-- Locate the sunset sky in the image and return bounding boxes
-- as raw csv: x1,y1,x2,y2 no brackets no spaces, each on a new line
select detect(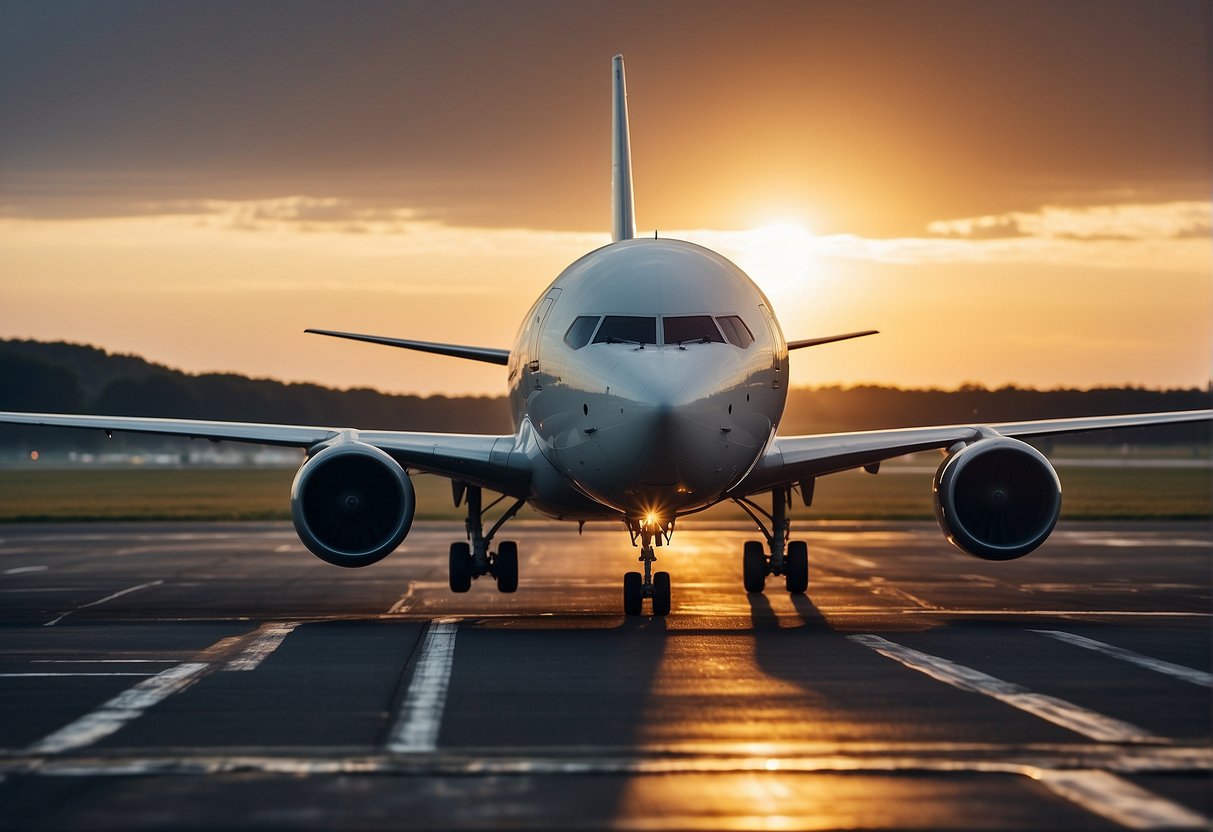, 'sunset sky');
1,0,1209,396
